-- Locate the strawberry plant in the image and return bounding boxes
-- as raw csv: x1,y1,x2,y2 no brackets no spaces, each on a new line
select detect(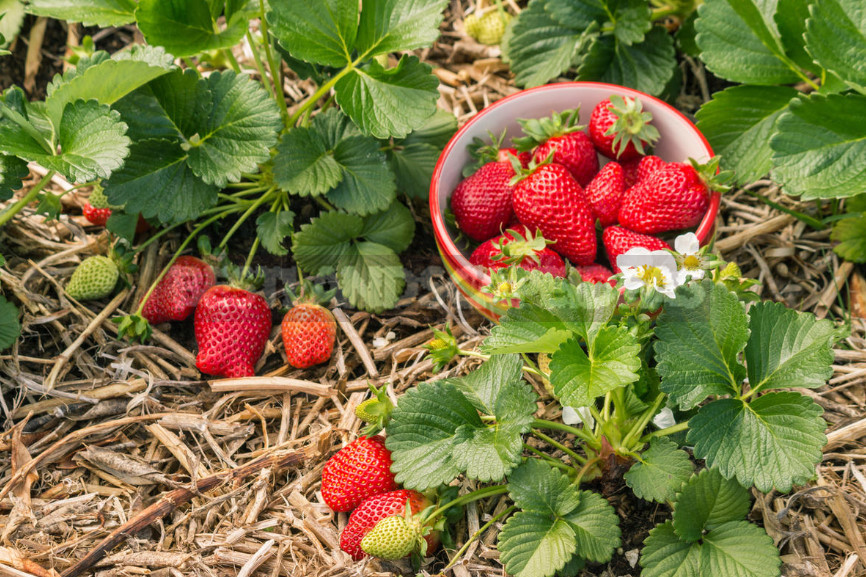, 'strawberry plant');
1,0,456,326
363,244,839,577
